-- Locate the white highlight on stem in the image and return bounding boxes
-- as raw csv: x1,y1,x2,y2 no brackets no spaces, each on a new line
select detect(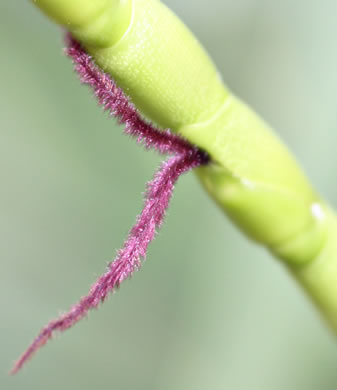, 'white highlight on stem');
311,202,325,221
